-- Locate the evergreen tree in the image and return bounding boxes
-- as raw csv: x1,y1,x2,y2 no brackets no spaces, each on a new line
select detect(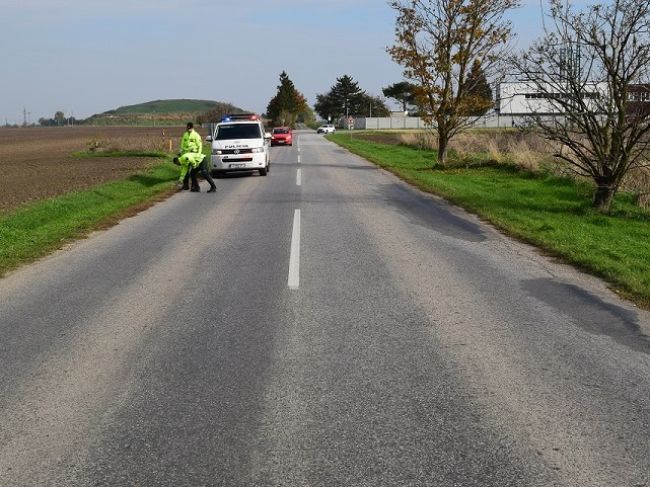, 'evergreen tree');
314,75,366,120
461,60,493,116
266,71,307,127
